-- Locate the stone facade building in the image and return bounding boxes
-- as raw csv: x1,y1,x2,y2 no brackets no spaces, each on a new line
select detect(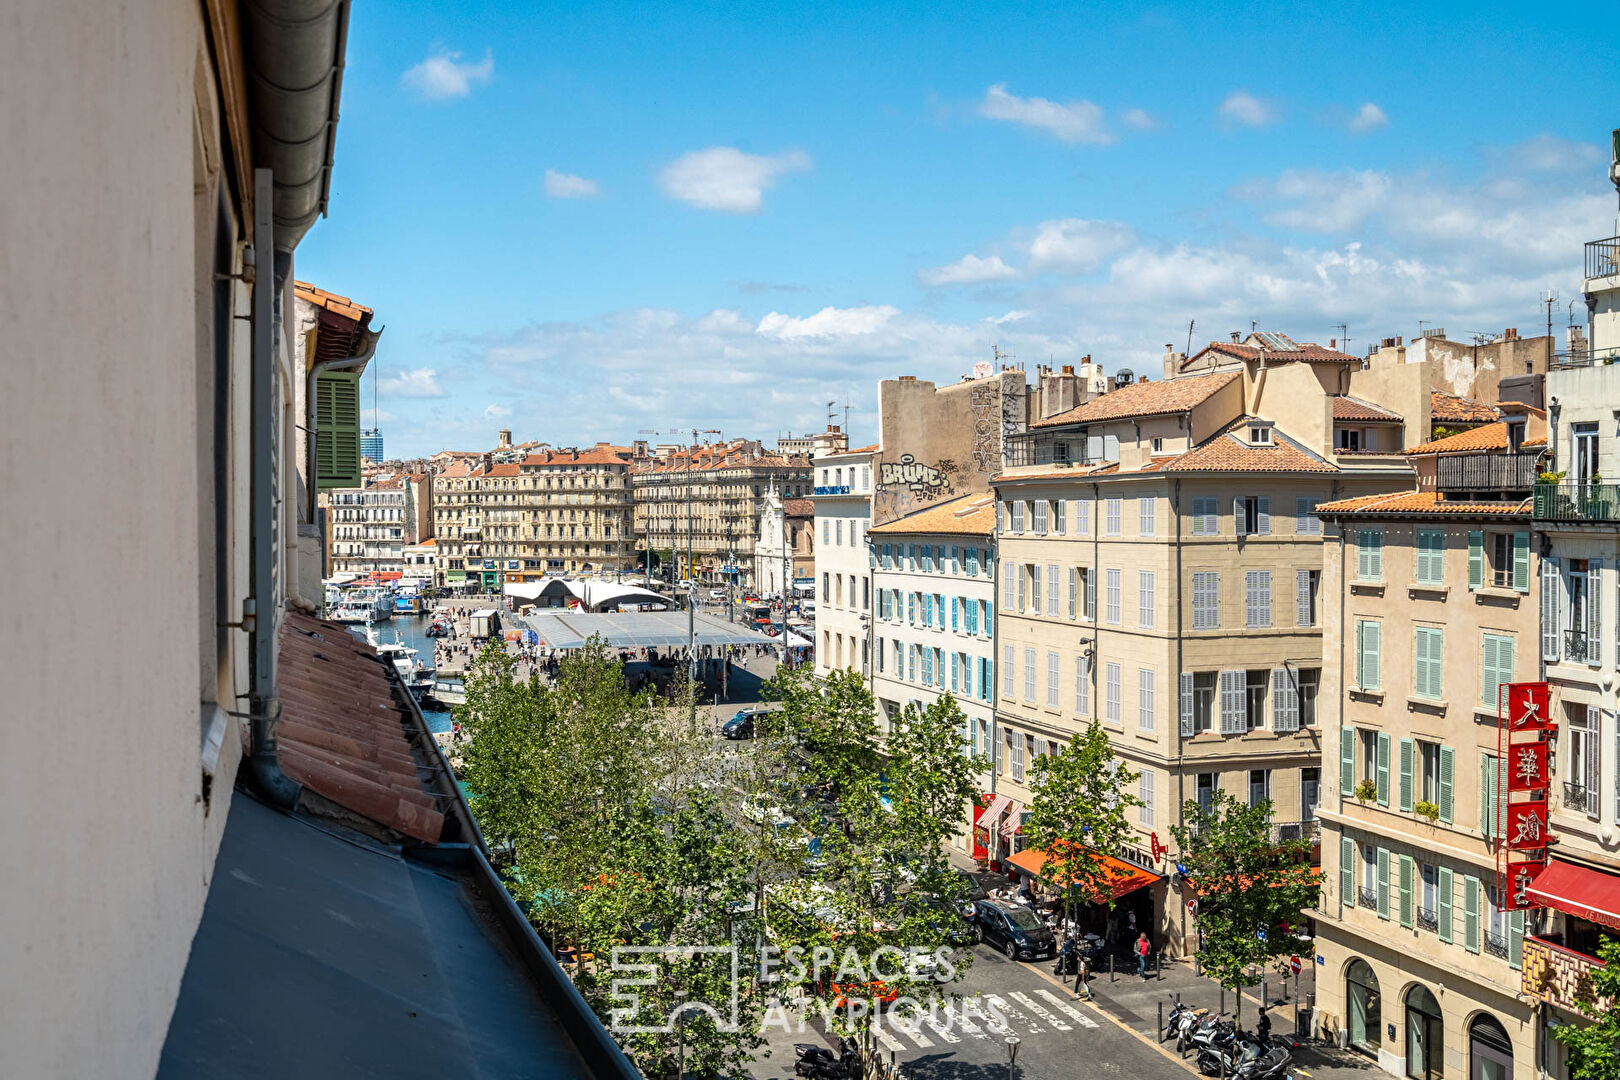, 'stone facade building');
476,445,636,583
812,445,878,674
753,487,814,597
